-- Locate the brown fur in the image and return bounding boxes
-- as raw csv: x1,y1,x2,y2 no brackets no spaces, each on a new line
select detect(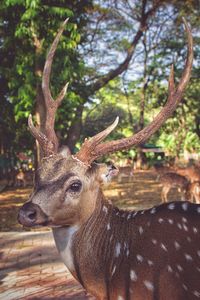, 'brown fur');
176,165,200,183
186,181,200,204
159,172,189,202
18,155,200,299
